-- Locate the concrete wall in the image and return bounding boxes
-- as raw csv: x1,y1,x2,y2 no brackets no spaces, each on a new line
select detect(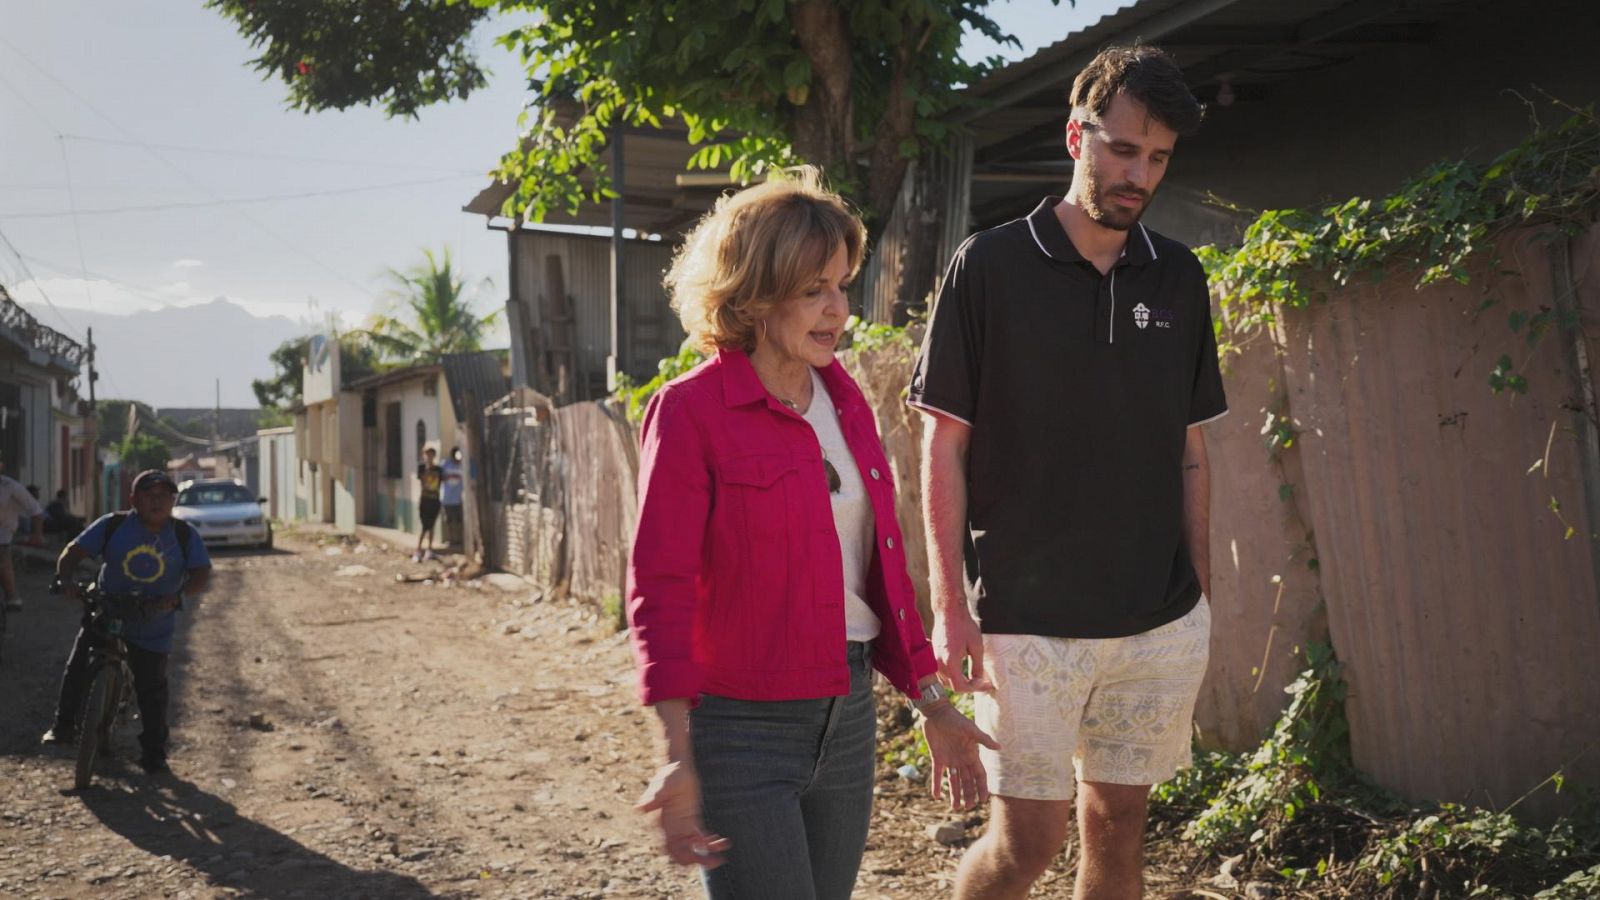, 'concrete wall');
301,334,341,405
1144,0,1600,248
258,428,297,522
367,374,451,538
